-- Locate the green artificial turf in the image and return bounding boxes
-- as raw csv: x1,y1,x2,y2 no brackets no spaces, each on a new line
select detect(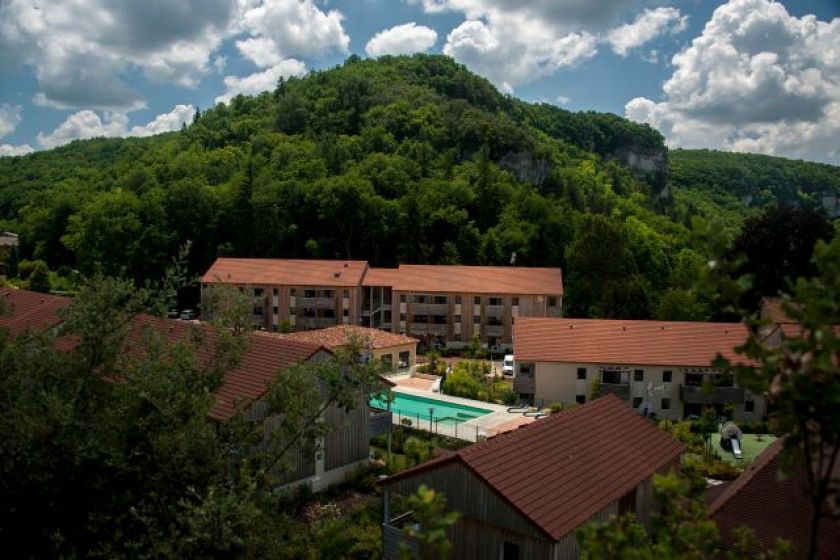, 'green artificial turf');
711,433,777,465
